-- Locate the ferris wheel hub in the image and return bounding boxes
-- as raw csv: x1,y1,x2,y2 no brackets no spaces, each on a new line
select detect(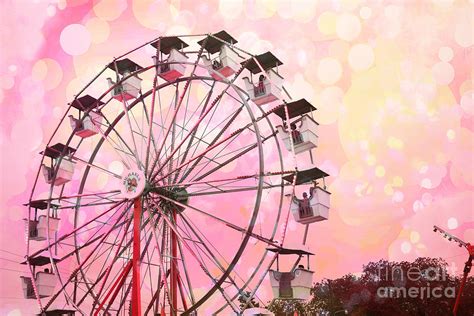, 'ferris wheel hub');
120,168,146,199
146,186,189,213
